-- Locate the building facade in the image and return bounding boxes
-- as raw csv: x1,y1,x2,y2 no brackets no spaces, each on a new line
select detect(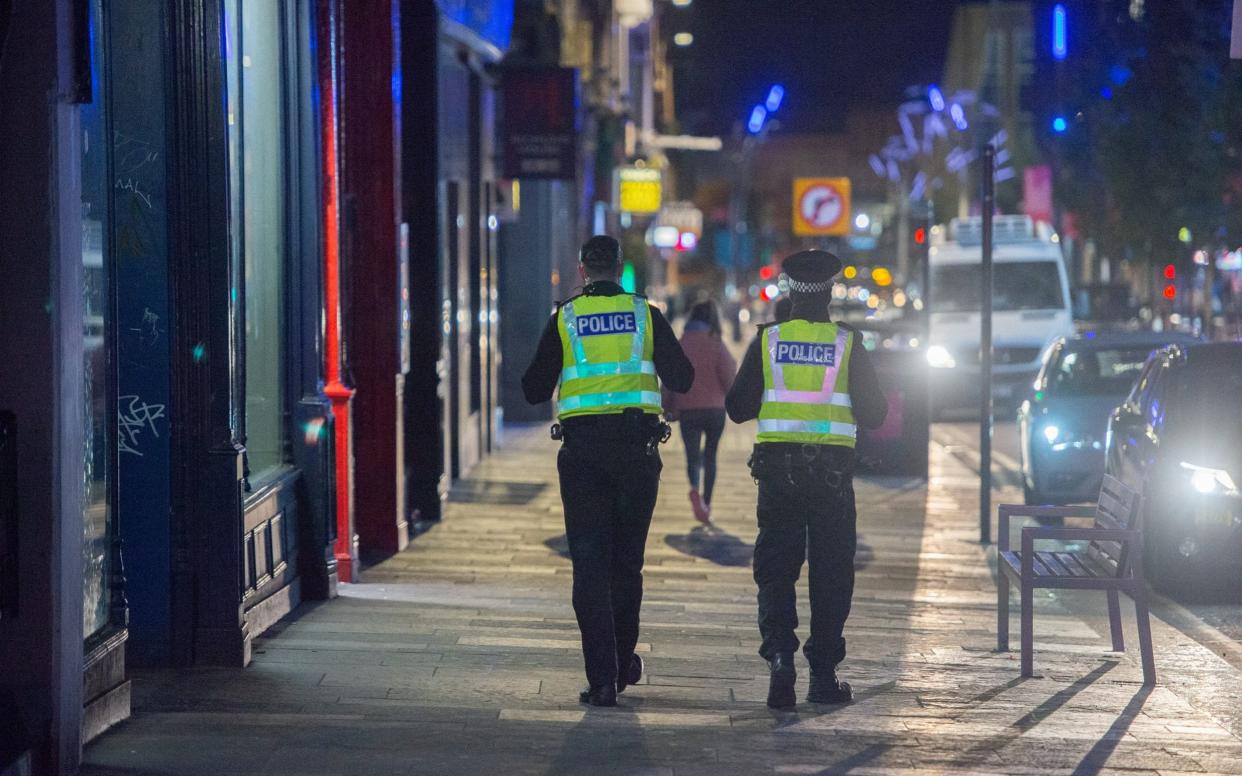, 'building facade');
2,0,343,769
